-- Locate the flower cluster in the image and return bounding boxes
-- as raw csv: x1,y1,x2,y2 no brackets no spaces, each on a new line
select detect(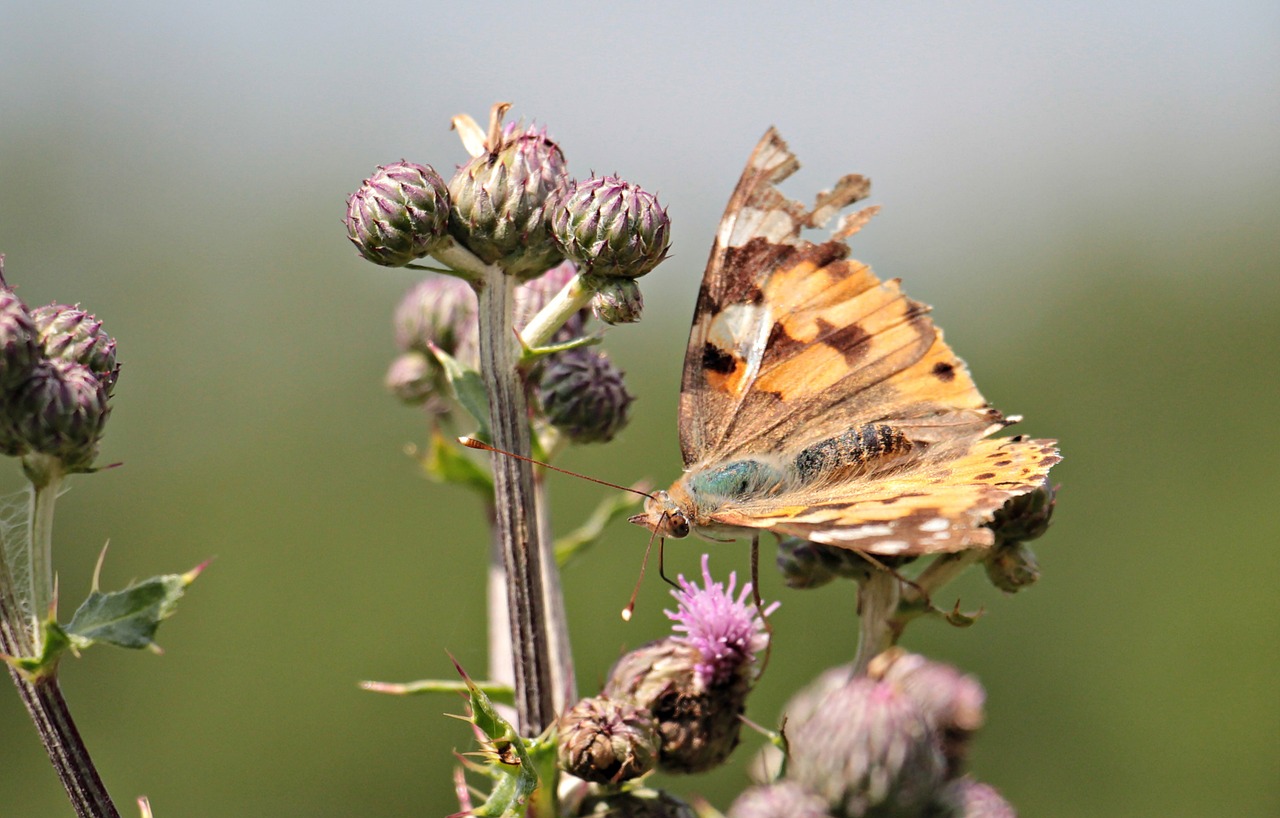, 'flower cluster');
559,555,776,790
0,259,118,474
